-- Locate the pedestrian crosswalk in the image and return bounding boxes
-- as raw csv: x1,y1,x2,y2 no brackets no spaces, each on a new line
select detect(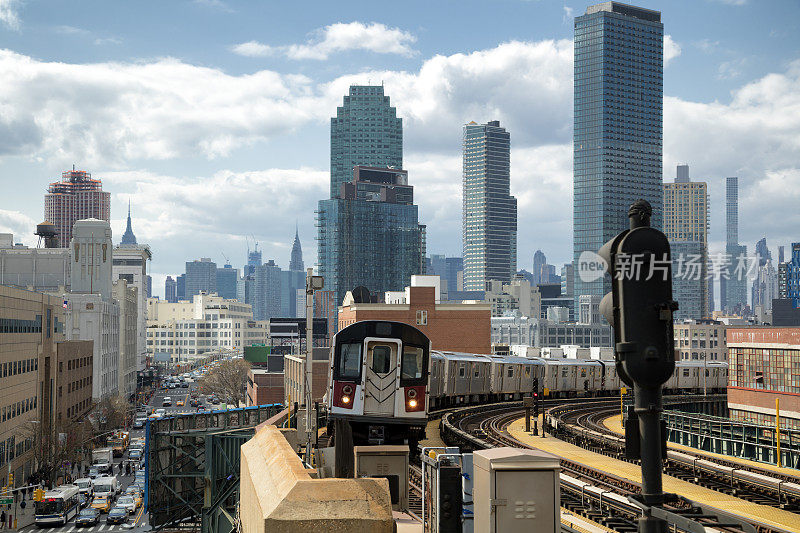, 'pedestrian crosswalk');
32,525,136,532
